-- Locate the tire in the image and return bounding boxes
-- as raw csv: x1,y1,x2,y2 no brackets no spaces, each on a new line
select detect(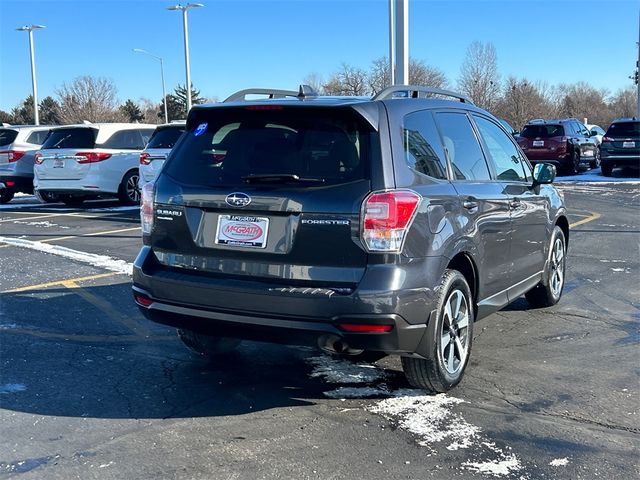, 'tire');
525,226,566,308
177,329,241,360
589,147,601,169
118,170,141,205
566,150,580,175
0,190,14,204
61,195,84,207
601,162,613,177
401,270,474,392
